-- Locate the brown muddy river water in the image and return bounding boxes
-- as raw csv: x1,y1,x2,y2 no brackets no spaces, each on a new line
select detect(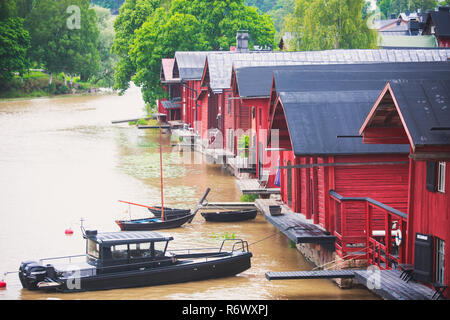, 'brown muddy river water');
0,86,377,300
